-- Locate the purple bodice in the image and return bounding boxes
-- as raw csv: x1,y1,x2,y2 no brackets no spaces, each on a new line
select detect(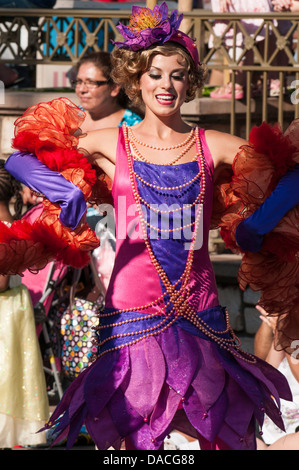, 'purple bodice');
105,126,219,314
